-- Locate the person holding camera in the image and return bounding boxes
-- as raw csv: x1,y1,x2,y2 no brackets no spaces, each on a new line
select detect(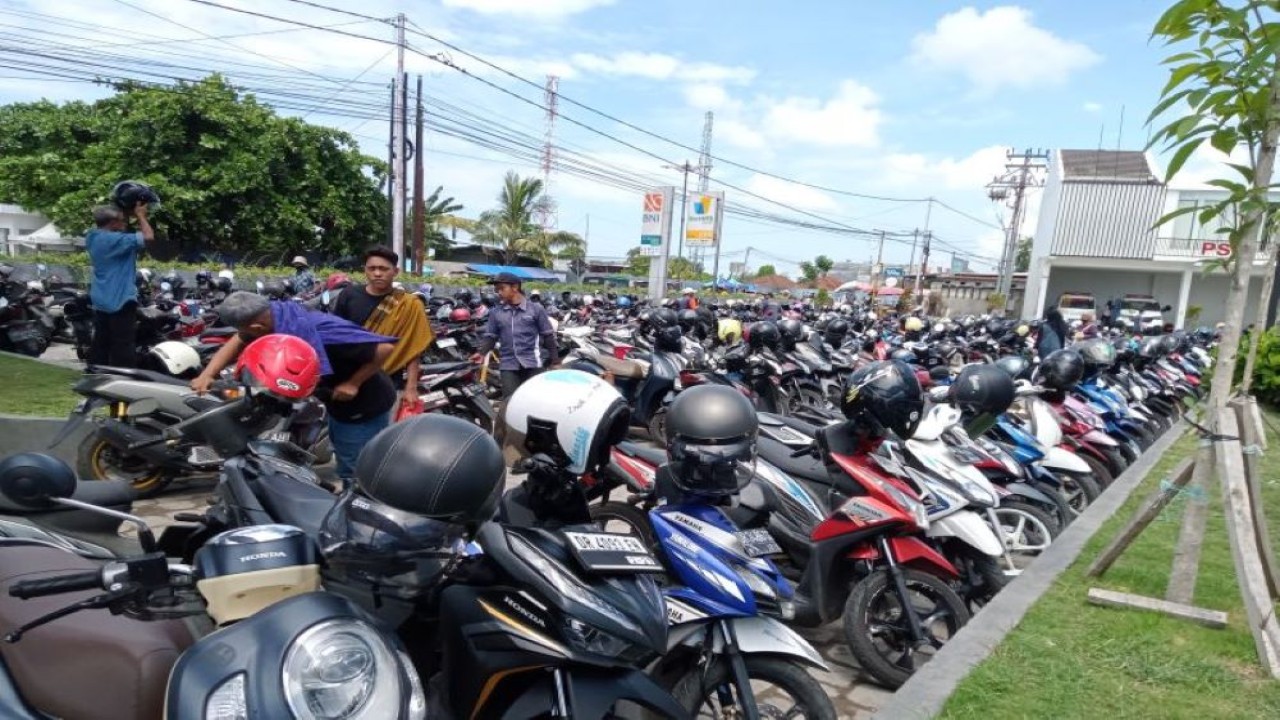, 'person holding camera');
85,201,154,367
